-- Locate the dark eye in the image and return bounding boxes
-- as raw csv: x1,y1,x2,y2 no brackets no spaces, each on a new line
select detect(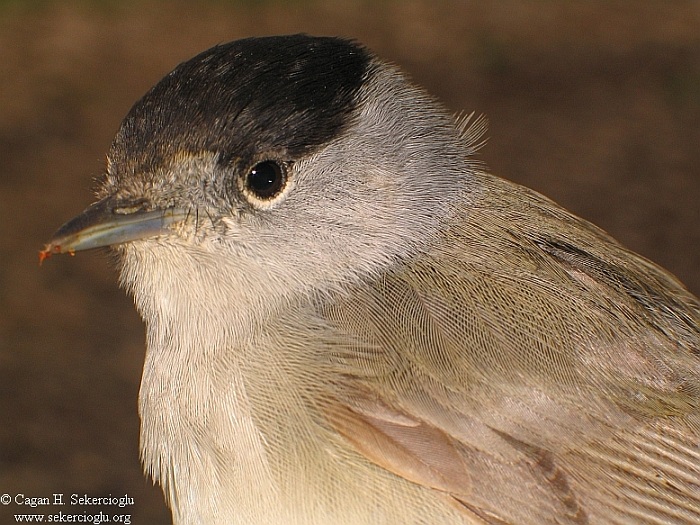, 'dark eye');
245,161,286,200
